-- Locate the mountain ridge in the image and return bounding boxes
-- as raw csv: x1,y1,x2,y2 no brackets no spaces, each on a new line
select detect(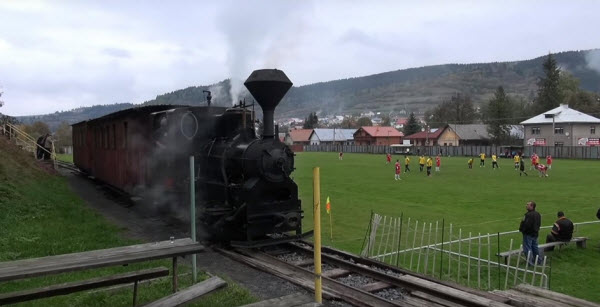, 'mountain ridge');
15,49,600,130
